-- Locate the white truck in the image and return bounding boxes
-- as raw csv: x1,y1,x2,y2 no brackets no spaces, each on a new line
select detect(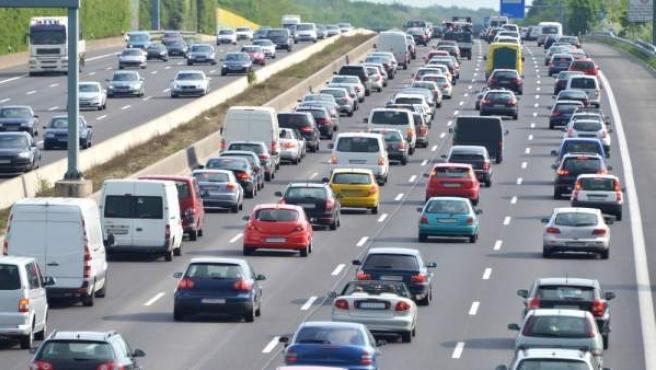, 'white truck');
282,14,301,27
28,16,86,75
